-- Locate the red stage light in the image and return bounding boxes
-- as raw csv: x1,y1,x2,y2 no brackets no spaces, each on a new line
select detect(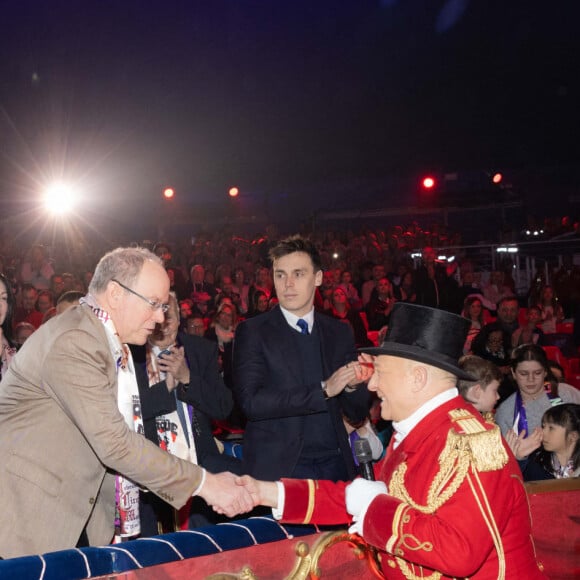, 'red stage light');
492,173,503,184
422,176,436,189
229,187,239,198
163,187,175,199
